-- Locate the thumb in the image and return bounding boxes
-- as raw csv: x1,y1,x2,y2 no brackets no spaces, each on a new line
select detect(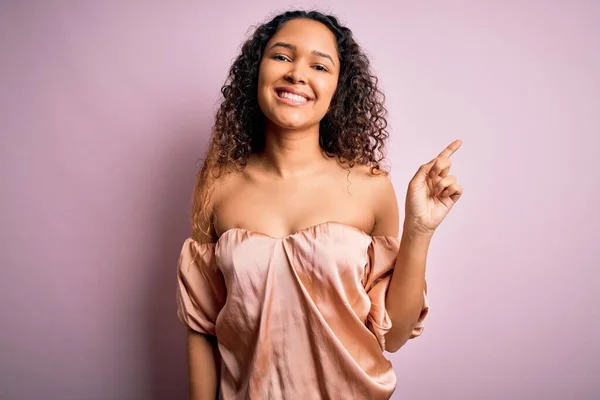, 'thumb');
412,158,437,182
